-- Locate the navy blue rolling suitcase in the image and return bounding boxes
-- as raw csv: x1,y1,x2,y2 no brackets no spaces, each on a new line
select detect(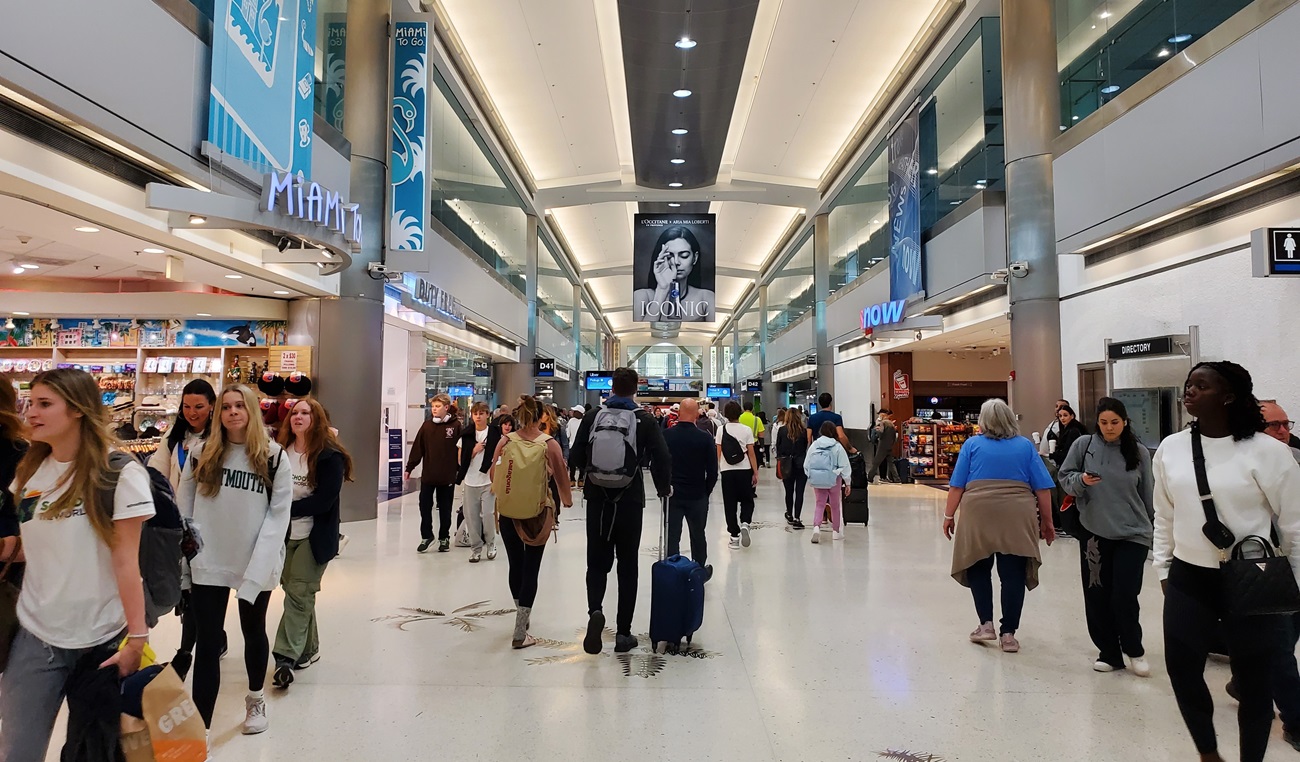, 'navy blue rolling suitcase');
650,497,706,654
